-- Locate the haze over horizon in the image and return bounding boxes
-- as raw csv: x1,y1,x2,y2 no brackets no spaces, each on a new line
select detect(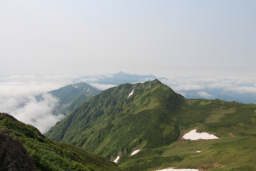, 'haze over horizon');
1,1,256,133
1,0,255,76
